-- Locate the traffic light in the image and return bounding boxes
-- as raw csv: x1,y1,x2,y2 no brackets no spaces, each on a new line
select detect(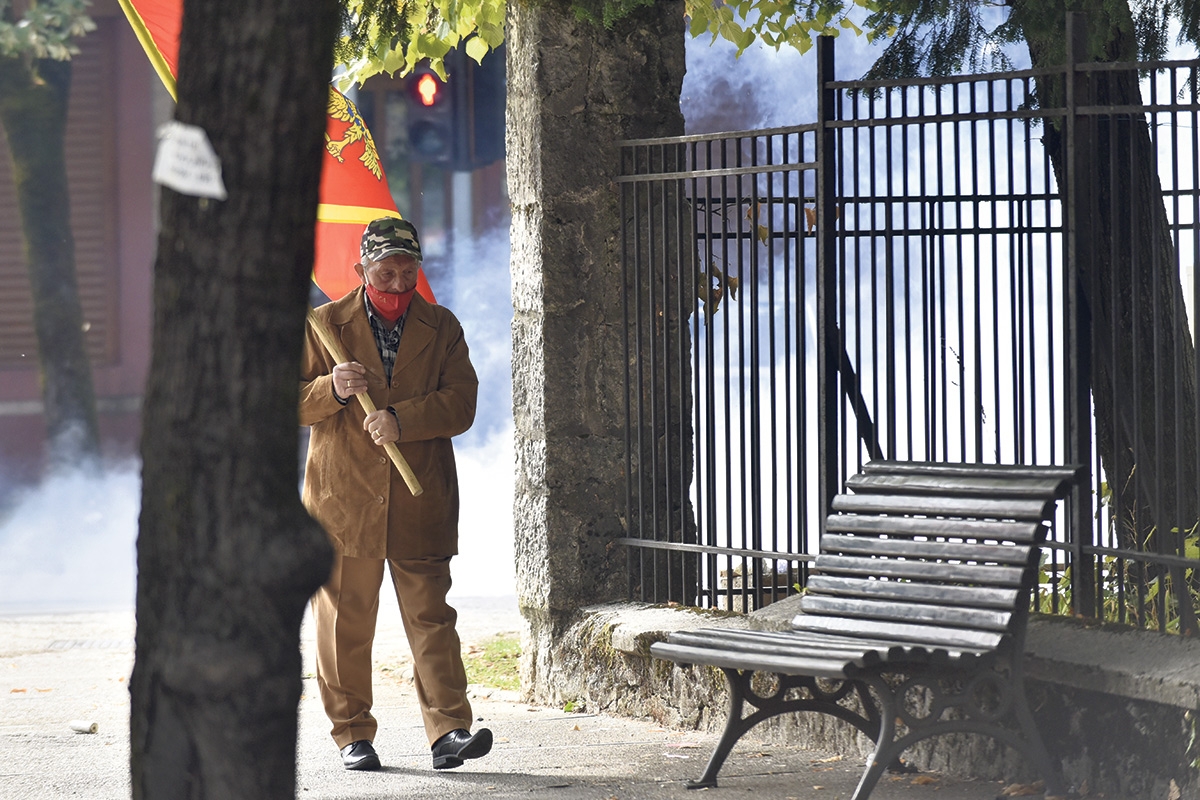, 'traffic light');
406,67,454,164
404,44,505,171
